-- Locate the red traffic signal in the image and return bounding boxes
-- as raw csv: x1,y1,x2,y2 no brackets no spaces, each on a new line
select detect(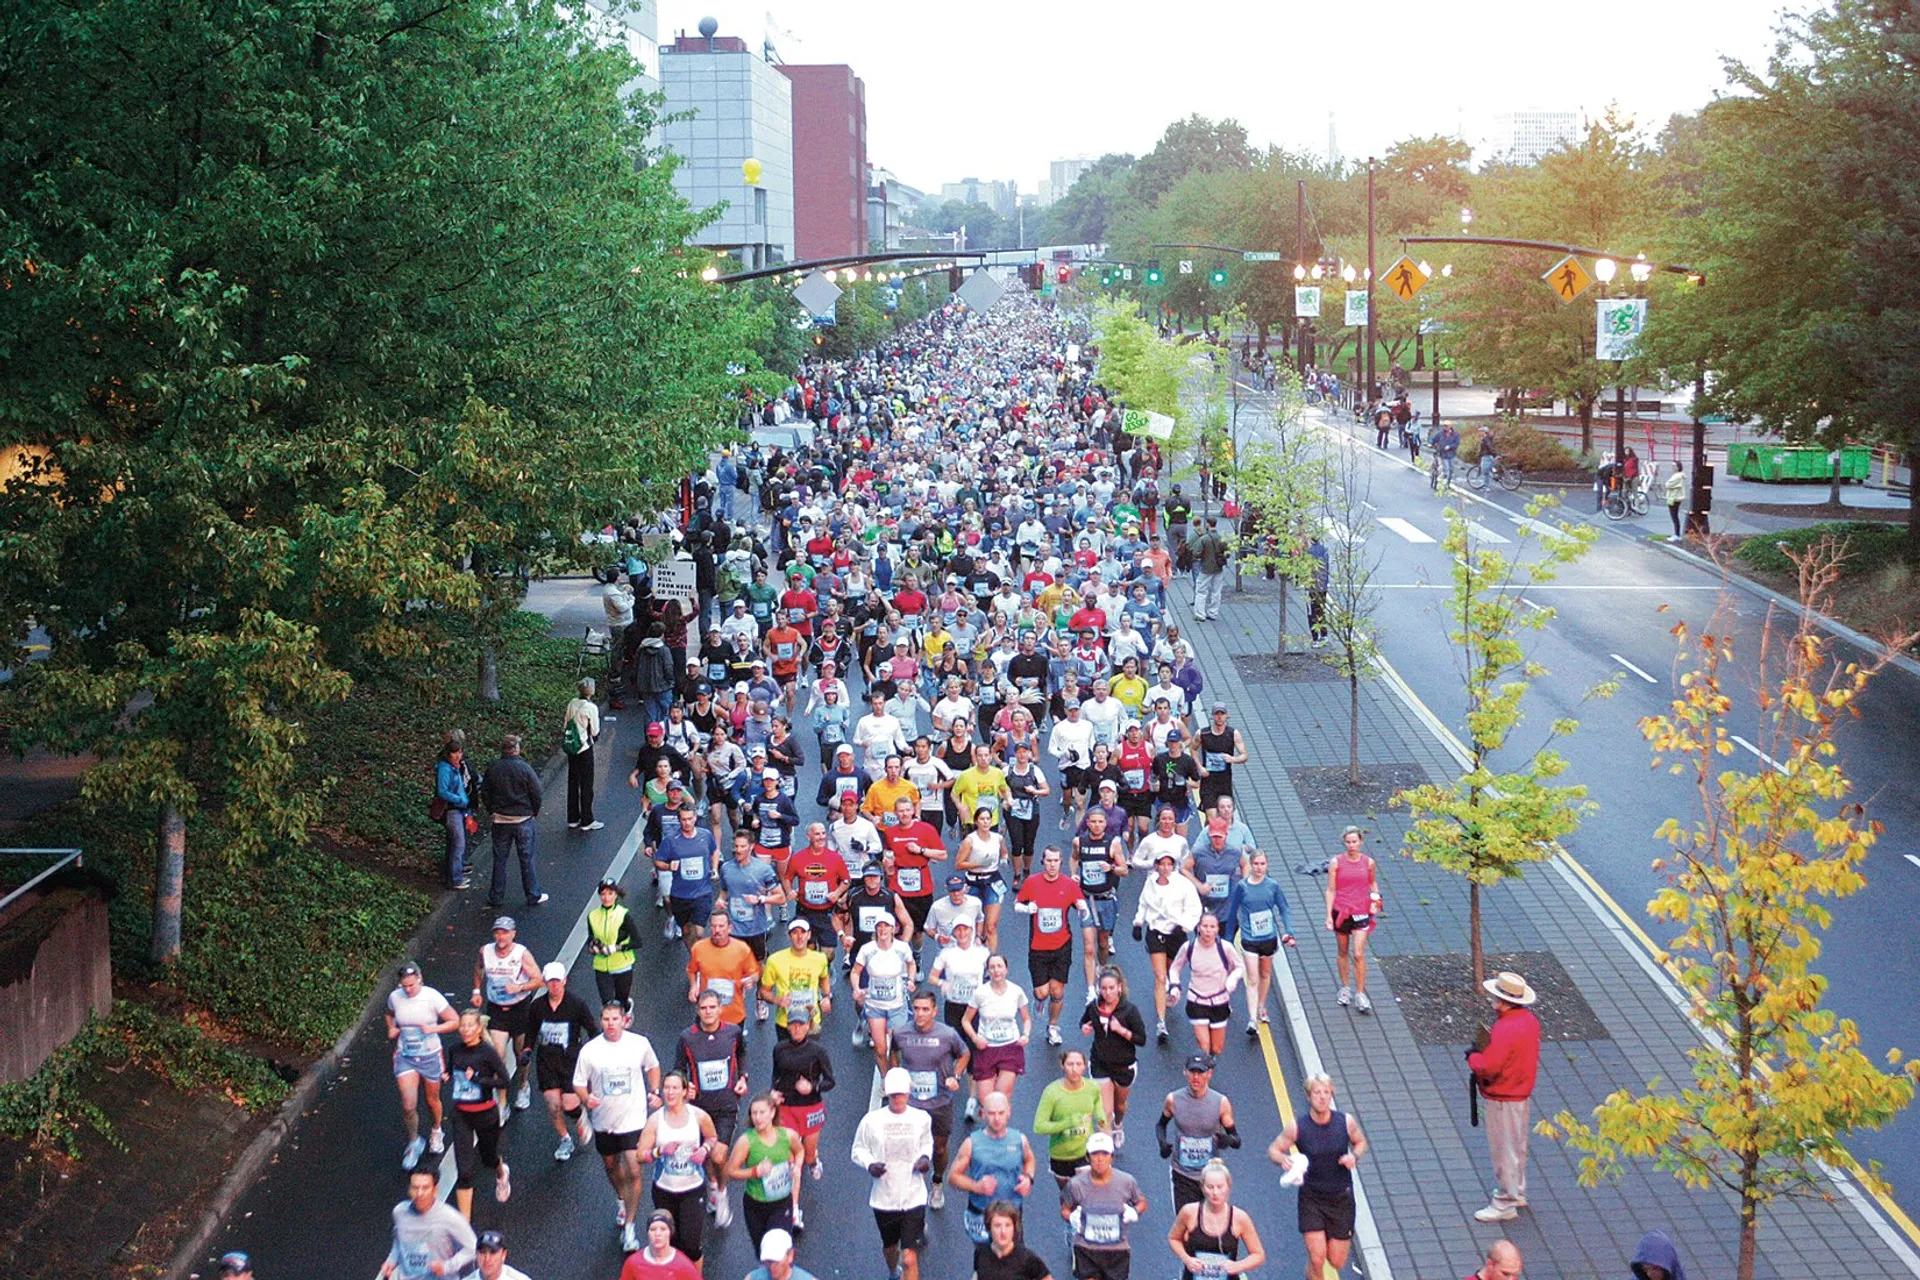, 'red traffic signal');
1057,266,1072,284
